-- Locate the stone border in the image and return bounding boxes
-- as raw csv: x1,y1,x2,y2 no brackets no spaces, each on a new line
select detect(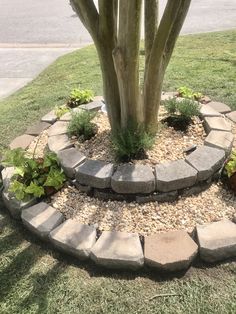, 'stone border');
1,95,236,273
